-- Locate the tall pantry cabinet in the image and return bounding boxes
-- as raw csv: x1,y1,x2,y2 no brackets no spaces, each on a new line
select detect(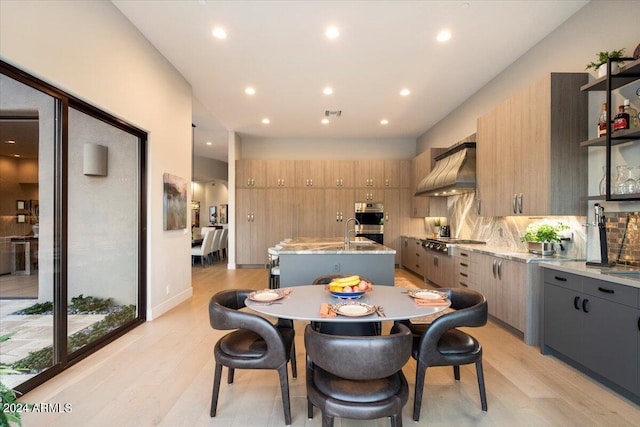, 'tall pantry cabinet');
236,159,410,266
476,73,588,217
